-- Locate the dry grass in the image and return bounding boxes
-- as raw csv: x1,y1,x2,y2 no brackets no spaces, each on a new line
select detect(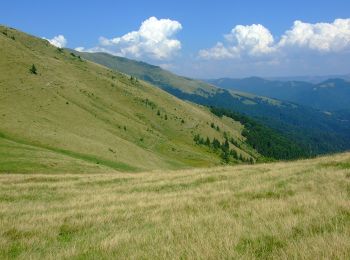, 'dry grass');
0,153,349,259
